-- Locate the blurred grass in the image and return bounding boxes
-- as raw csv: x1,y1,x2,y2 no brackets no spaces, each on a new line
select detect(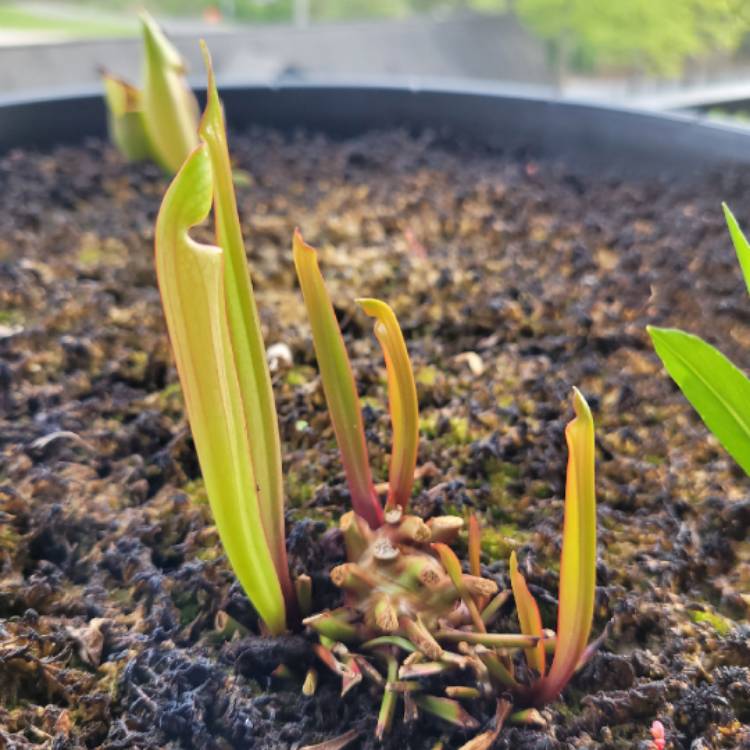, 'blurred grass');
0,3,137,37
